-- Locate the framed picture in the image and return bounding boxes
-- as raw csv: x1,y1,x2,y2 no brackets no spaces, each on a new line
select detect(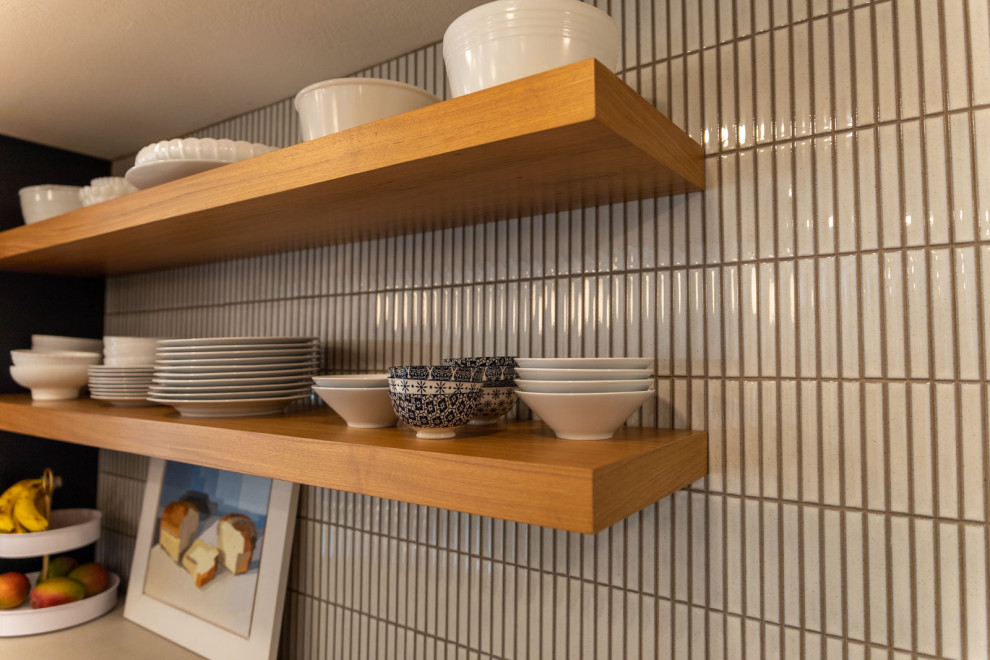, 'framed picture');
125,459,299,660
